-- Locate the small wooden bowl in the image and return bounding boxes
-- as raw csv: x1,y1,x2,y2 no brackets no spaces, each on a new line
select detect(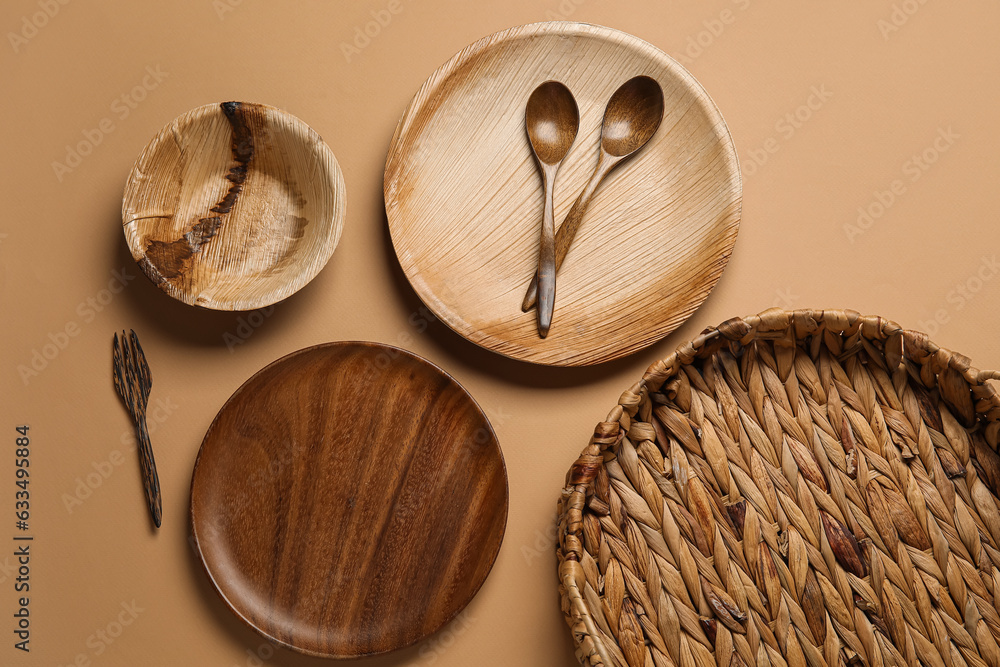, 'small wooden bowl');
190,342,508,658
122,102,346,310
